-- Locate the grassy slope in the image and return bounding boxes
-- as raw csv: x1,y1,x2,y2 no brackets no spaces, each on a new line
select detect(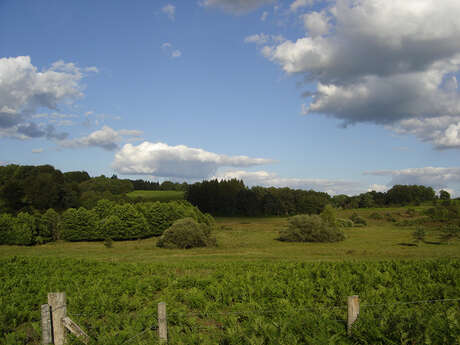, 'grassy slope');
1,206,459,263
125,190,184,202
